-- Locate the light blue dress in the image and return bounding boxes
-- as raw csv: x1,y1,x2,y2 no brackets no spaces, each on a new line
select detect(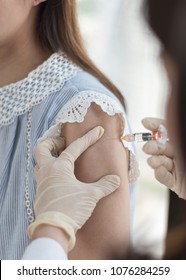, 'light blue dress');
0,53,138,259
